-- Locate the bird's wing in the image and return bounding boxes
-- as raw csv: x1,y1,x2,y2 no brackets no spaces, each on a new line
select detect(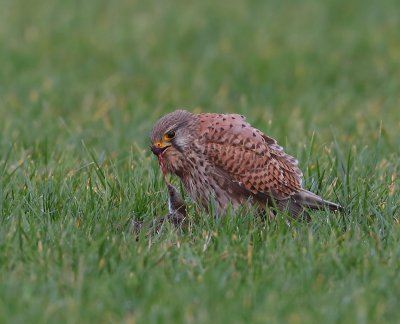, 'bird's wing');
197,113,303,200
